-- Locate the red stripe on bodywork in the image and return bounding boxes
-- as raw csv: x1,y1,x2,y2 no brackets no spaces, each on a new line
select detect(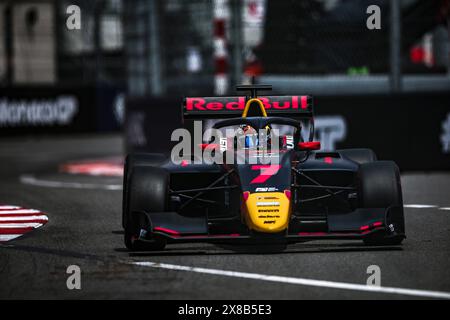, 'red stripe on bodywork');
298,227,385,237
298,232,327,236
179,233,241,239
298,141,321,151
250,165,281,184
153,227,180,235
284,190,291,200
